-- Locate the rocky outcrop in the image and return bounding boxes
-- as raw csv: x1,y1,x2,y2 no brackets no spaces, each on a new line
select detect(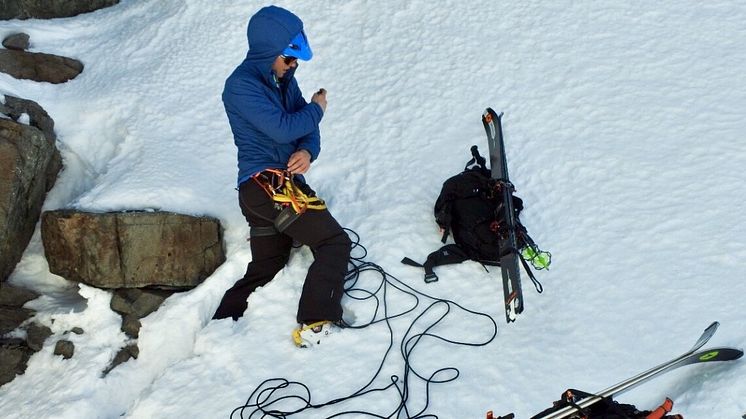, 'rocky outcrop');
0,95,62,185
0,49,83,84
0,283,39,340
0,32,83,84
0,282,45,388
0,282,39,308
110,287,177,339
0,104,61,282
0,325,52,386
42,211,225,289
2,33,30,51
0,340,33,386
0,306,33,335
0,0,119,20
